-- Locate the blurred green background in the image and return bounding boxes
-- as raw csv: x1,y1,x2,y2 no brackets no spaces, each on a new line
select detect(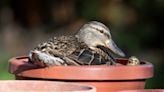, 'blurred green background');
0,0,164,88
